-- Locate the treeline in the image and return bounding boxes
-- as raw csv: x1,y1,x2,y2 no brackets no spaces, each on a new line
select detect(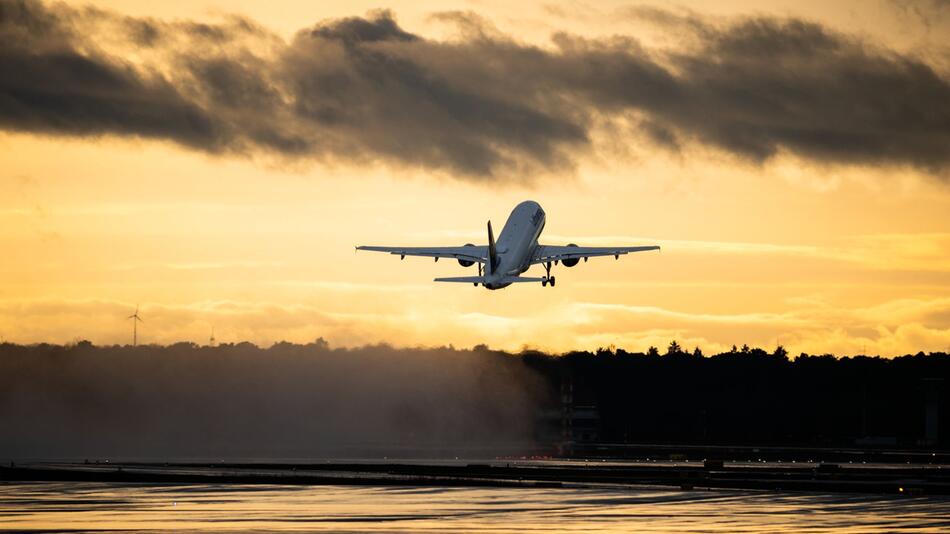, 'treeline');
0,340,947,459
520,342,950,449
